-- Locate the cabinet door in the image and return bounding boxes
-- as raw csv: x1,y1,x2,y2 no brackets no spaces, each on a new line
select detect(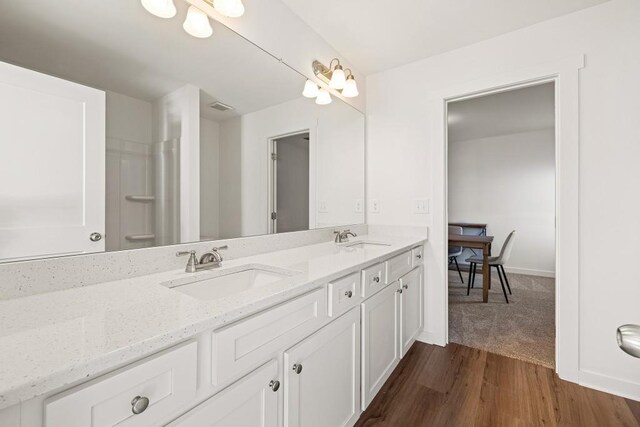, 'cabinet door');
361,282,400,409
0,60,105,262
400,267,423,357
167,360,279,427
284,308,360,427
